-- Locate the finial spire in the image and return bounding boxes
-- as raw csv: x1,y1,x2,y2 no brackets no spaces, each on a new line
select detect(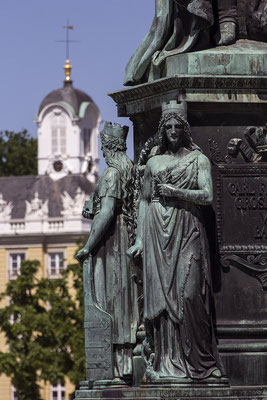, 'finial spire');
63,22,73,84
64,59,72,83
55,20,79,84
